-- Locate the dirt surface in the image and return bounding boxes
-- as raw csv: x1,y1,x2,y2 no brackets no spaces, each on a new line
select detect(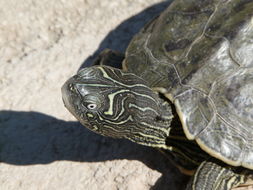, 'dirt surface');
0,0,189,190
1,0,252,190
